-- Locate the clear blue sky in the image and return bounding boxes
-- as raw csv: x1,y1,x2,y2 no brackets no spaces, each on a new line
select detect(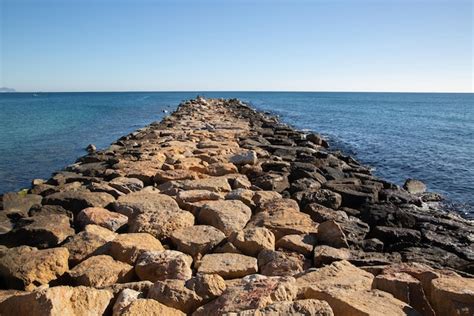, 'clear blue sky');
1,0,472,92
